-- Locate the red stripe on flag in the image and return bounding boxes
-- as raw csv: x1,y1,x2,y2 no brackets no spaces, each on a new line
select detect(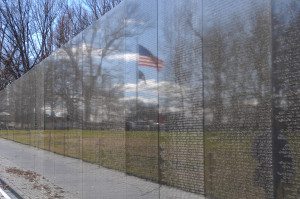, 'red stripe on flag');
138,56,164,69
